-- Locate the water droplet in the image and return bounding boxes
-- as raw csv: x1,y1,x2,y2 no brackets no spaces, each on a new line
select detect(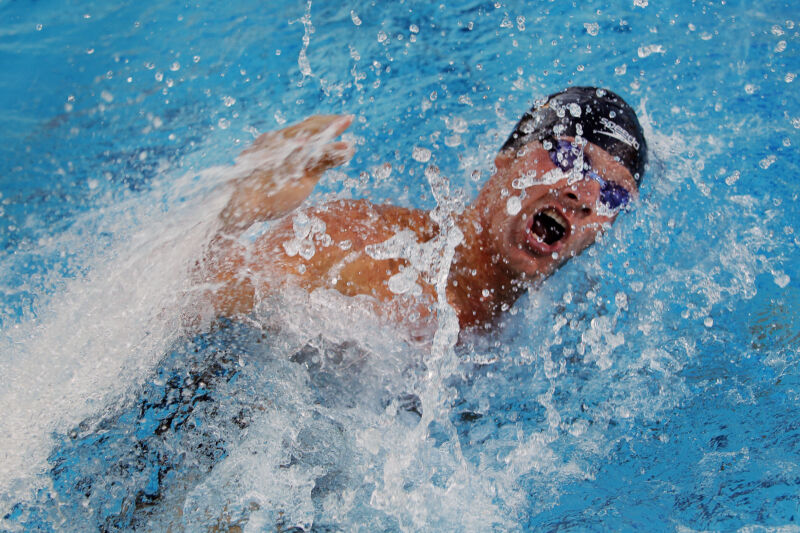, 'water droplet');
703,317,713,328
637,44,665,58
170,62,180,71
506,196,521,215
350,10,361,25
583,22,599,36
633,0,648,6
412,146,431,163
377,30,387,43
744,84,757,94
785,72,796,83
759,155,776,169
100,90,113,103
409,24,419,33
371,163,392,181
445,116,467,133
444,135,461,147
218,118,230,129
223,96,236,107
773,271,790,288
